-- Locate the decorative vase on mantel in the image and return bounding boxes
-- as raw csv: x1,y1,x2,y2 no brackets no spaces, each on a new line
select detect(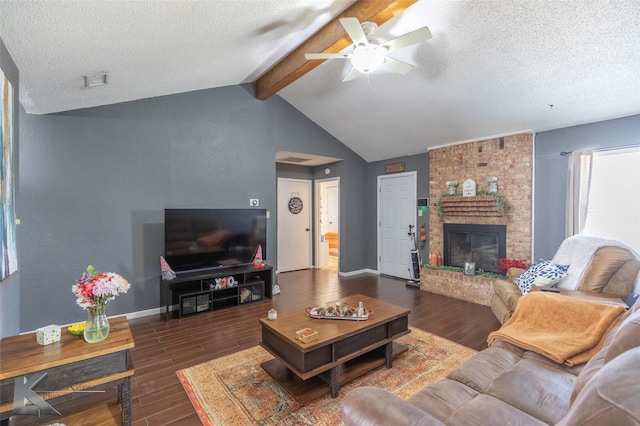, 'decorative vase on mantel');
84,306,110,343
446,180,458,195
486,177,498,194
